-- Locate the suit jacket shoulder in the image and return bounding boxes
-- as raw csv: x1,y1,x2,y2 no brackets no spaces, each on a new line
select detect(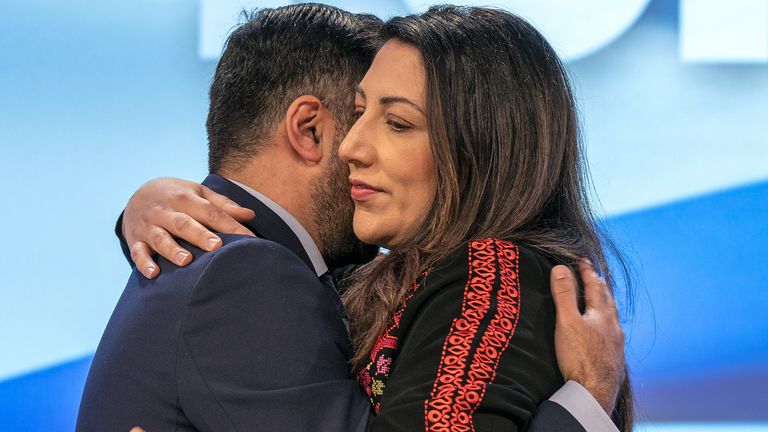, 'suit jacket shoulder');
181,233,353,390
176,234,368,430
78,234,369,432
